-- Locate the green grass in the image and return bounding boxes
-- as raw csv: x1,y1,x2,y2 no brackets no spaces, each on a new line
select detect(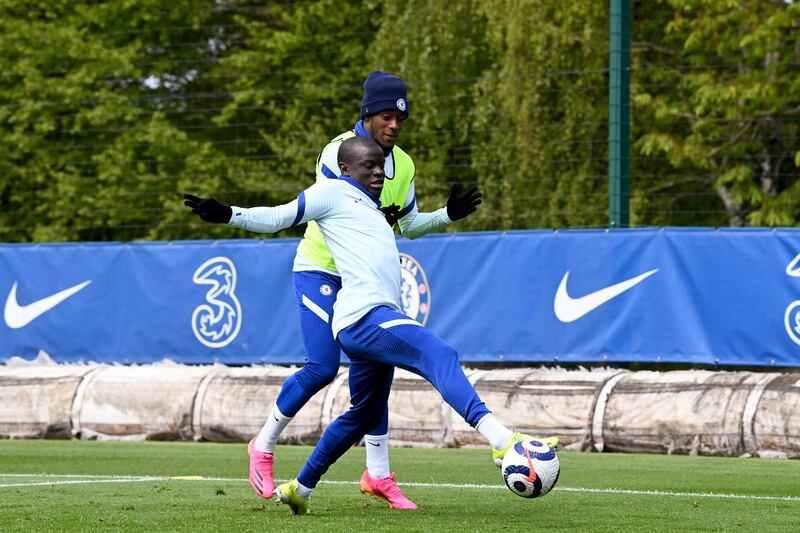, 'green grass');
1,440,799,532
